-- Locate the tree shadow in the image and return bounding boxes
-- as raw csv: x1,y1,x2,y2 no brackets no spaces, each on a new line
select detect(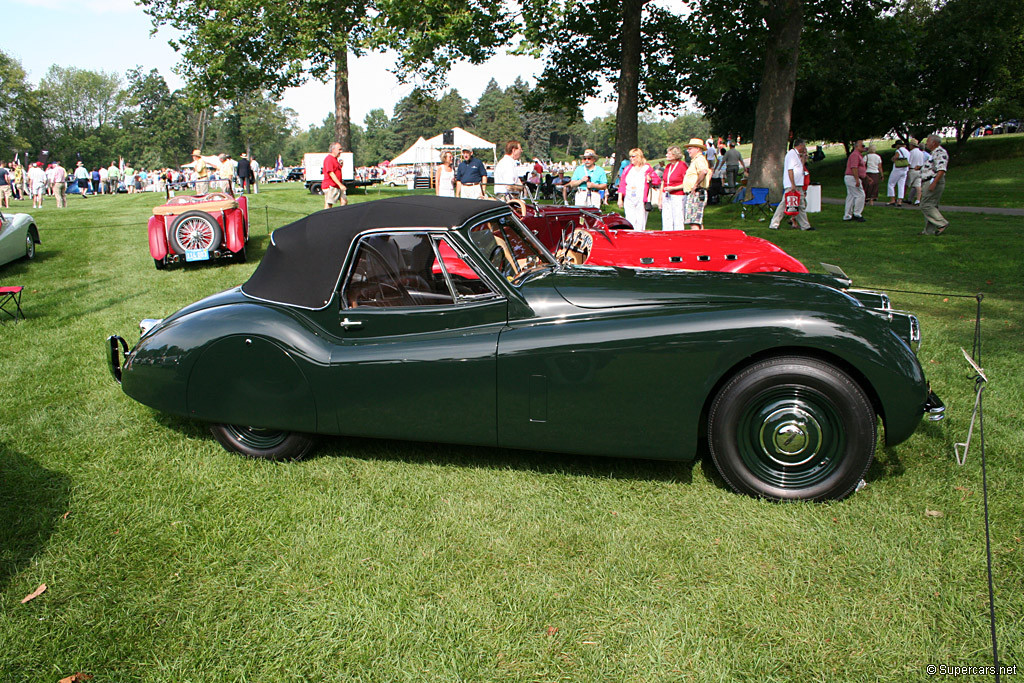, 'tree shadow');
0,444,71,591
